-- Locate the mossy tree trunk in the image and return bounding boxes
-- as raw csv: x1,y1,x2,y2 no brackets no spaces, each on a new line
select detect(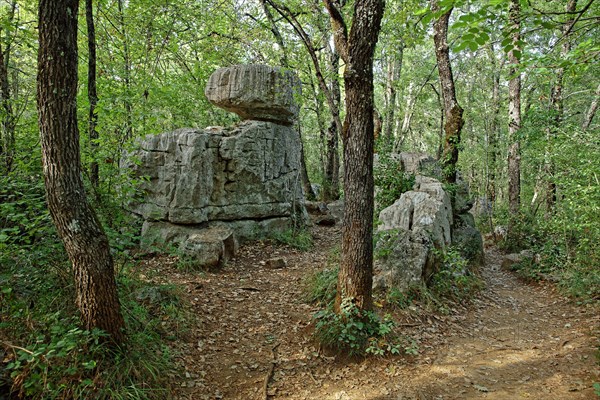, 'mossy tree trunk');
432,1,464,185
